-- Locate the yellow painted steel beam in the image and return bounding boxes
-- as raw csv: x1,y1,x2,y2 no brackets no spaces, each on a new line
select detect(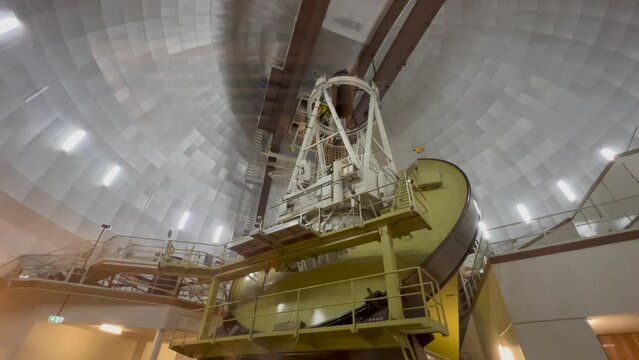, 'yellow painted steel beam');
173,317,447,359
380,225,403,320
198,277,220,339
